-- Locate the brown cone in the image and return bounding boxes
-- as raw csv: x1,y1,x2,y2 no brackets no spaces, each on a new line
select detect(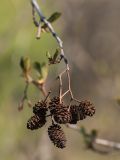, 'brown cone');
48,124,66,148
79,100,95,117
27,115,46,130
33,100,48,116
49,97,63,114
69,105,86,124
69,105,79,124
53,105,71,124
